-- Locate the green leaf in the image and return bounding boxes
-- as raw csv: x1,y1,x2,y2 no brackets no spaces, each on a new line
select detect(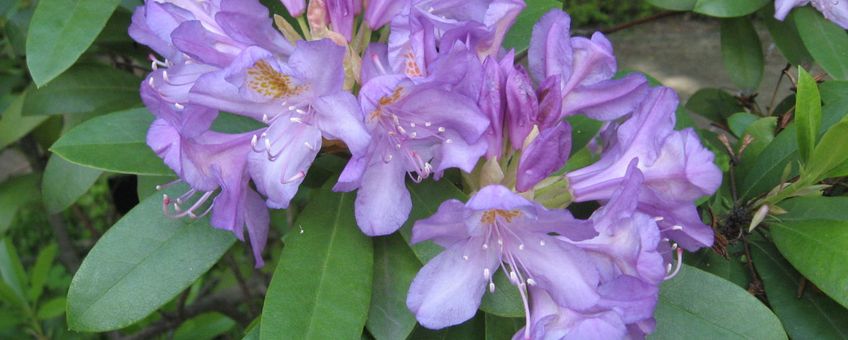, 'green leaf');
42,154,102,214
66,186,236,331
727,112,758,138
484,314,523,340
685,88,743,123
647,0,697,11
367,235,419,340
25,0,122,86
410,313,484,340
23,64,141,116
772,219,848,309
736,117,777,180
693,0,770,17
36,297,66,320
260,188,373,340
653,265,786,339
567,115,603,155
28,243,57,302
720,18,764,90
502,0,560,53
51,108,172,176
173,312,237,340
821,81,848,105
750,240,848,339
795,7,848,80
0,174,41,235
795,68,822,164
0,94,48,150
739,125,798,200
777,196,848,223
764,7,812,65
479,272,524,318
807,114,848,180
686,247,748,289
137,175,177,201
0,239,28,304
